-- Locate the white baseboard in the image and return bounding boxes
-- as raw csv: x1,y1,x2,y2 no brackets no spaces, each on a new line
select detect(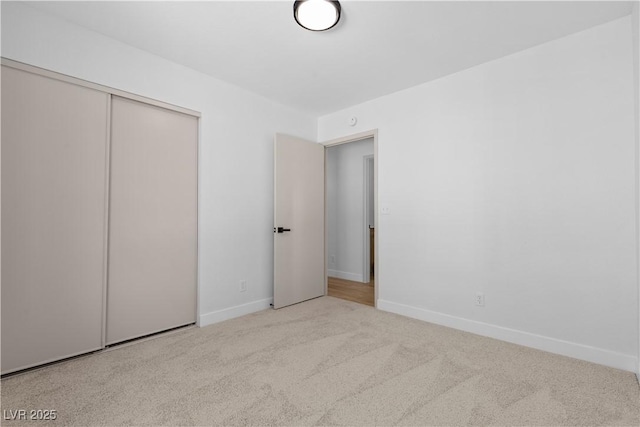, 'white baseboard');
377,299,638,373
328,269,364,283
199,298,273,327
